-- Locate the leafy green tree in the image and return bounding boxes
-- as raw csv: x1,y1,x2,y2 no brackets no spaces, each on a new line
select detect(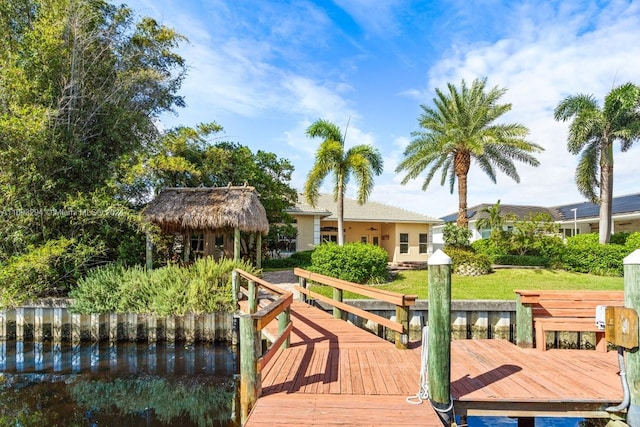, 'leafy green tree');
554,82,640,244
396,77,543,228
304,119,383,245
442,223,472,249
509,212,558,256
0,0,187,298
